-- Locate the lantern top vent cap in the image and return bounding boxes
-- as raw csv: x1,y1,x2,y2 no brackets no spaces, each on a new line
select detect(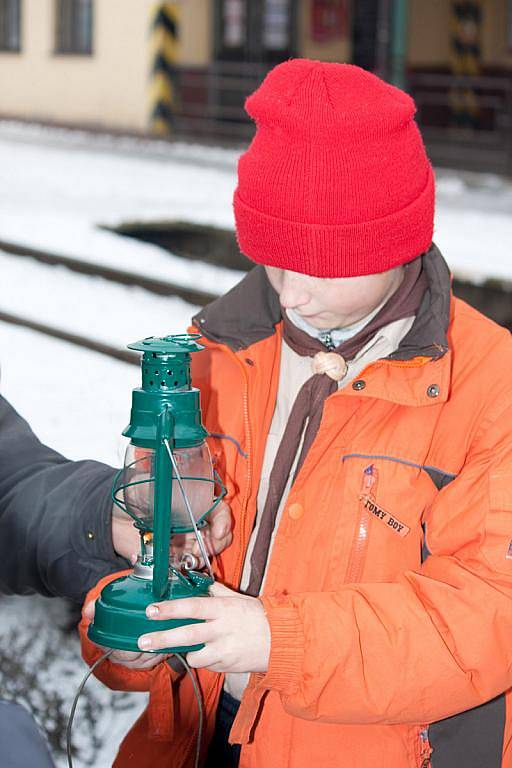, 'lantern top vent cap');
128,334,204,355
